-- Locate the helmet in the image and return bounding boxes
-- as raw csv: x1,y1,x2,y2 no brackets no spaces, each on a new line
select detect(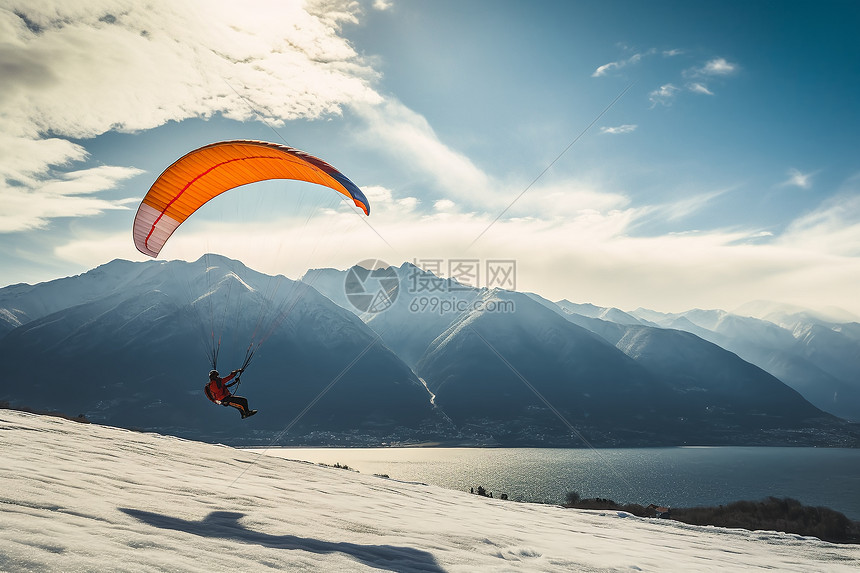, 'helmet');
209,369,219,380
